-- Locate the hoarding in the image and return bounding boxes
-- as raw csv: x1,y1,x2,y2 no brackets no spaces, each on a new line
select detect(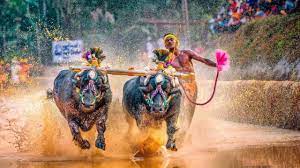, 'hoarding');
52,40,83,63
